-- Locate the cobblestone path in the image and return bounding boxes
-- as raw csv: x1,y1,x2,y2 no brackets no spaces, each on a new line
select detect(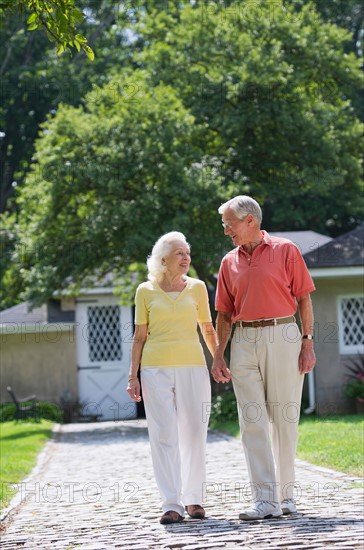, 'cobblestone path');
1,420,363,549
